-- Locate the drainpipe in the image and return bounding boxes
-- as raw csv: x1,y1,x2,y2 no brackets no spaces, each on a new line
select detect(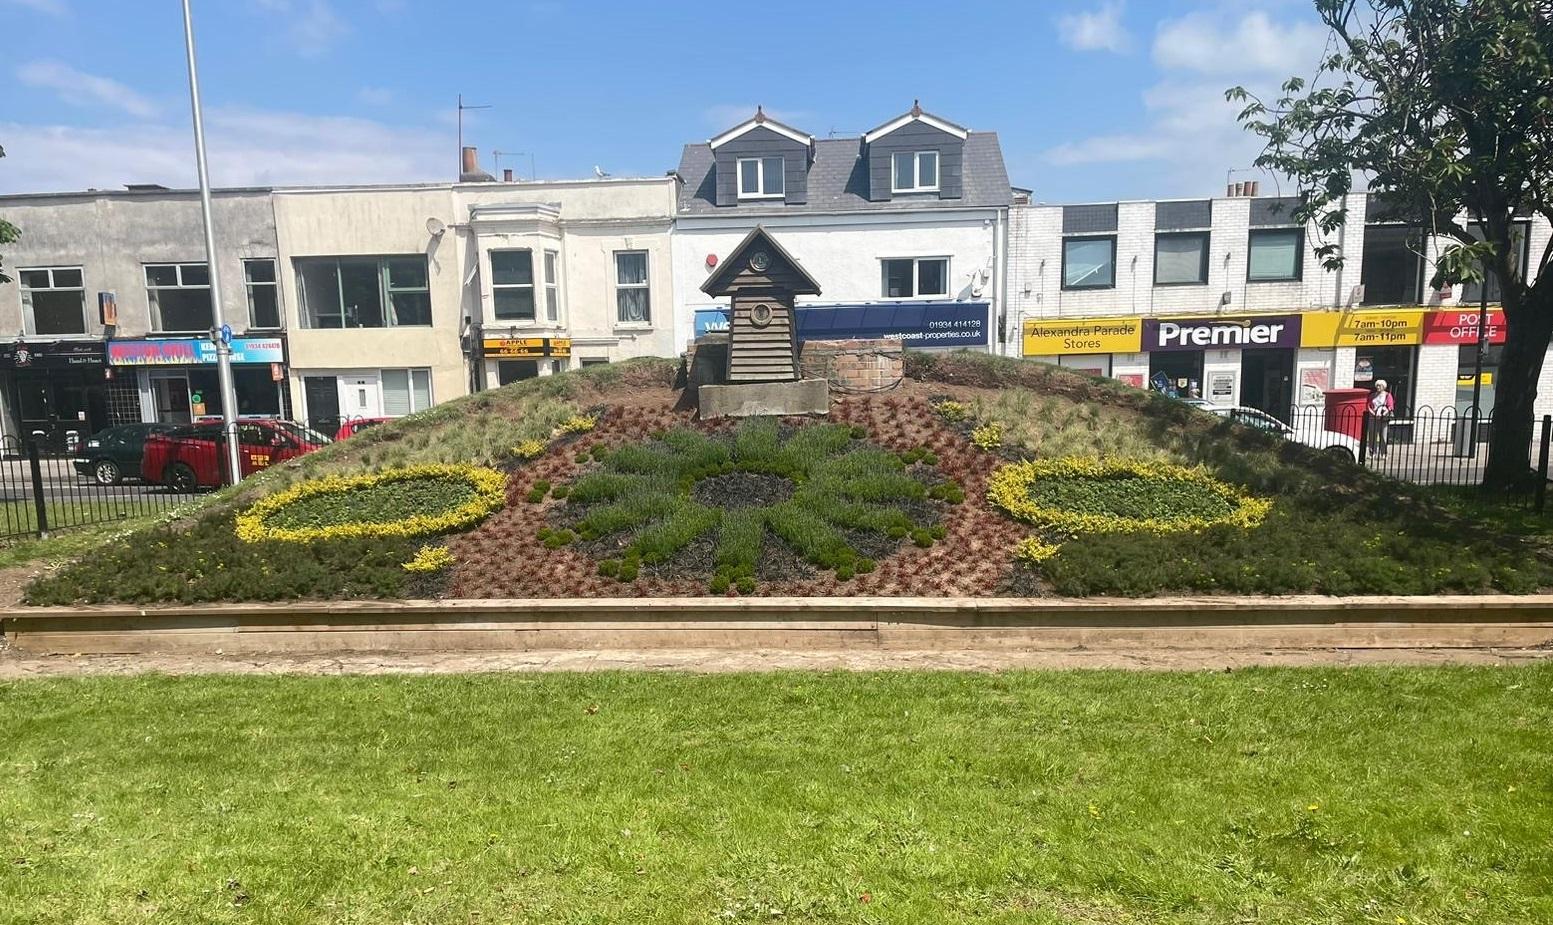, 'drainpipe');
996,206,1009,356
